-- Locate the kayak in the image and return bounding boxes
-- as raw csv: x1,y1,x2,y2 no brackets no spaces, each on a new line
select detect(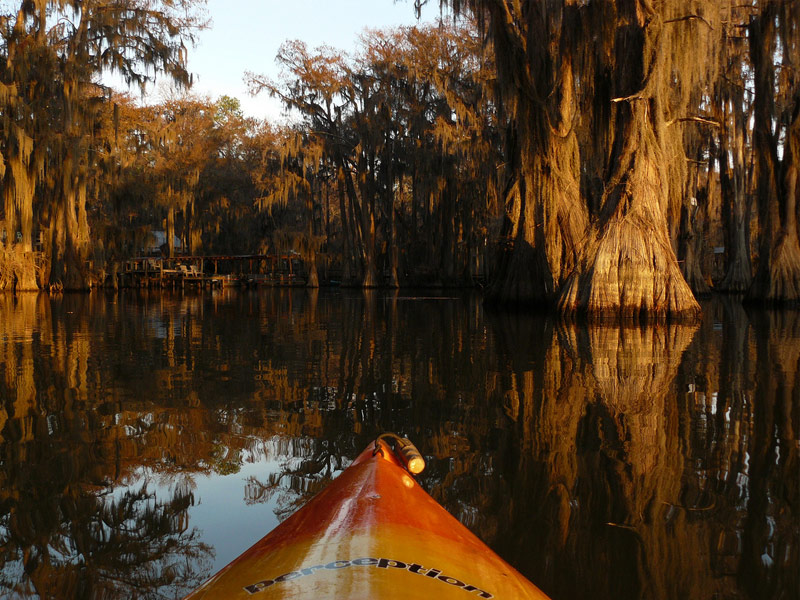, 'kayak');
184,434,550,599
